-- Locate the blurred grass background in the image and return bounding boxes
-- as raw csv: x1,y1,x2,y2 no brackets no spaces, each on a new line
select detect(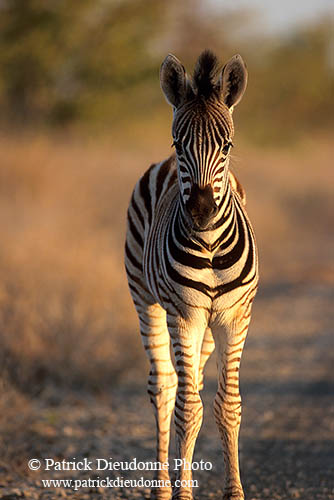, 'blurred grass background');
0,0,333,405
